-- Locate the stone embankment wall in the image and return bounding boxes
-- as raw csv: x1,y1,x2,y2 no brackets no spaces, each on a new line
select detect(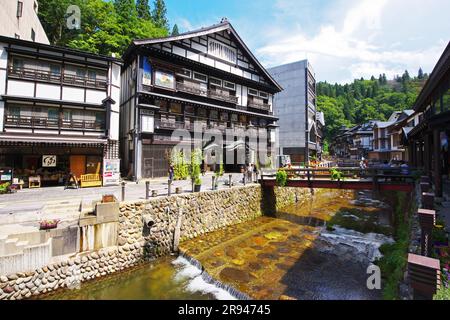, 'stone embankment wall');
0,185,309,300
